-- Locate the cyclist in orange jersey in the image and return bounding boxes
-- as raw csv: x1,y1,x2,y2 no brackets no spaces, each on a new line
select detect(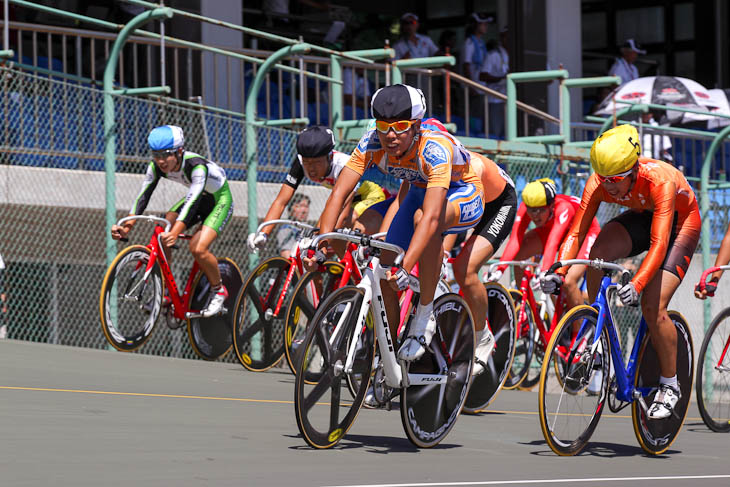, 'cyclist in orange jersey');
541,124,701,420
